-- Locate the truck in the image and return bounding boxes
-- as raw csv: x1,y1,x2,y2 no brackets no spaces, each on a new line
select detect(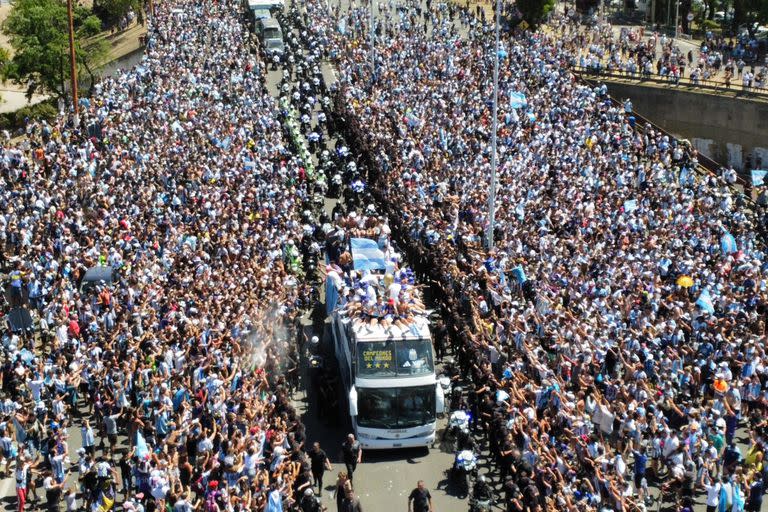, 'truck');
243,0,281,30
244,0,283,13
327,238,444,450
257,18,284,58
